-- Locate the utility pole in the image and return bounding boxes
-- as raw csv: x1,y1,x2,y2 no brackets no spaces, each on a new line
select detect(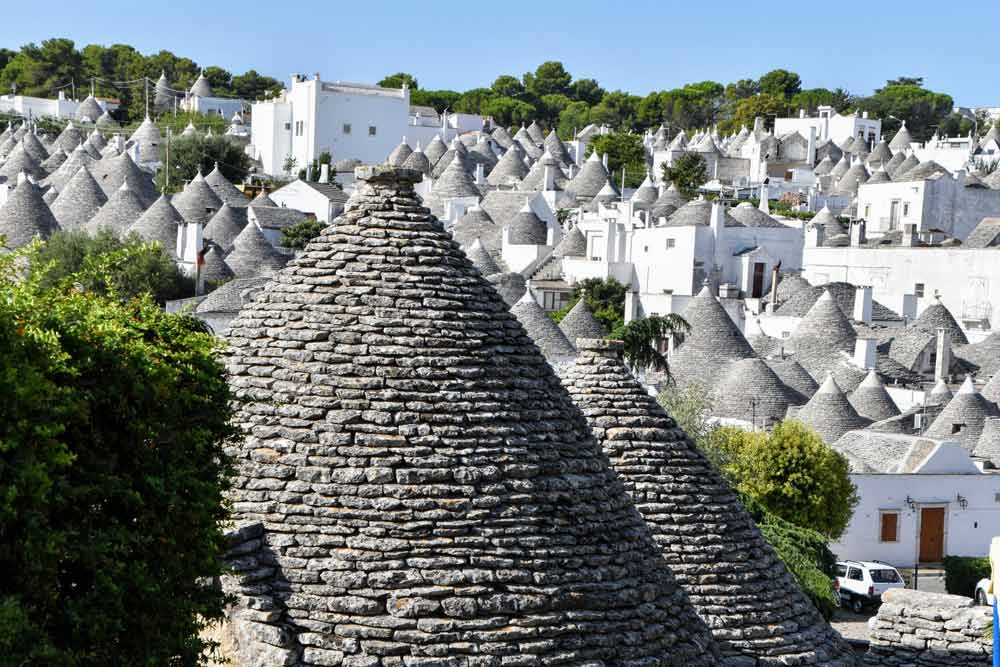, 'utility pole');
165,127,171,192
145,77,149,119
71,78,75,100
